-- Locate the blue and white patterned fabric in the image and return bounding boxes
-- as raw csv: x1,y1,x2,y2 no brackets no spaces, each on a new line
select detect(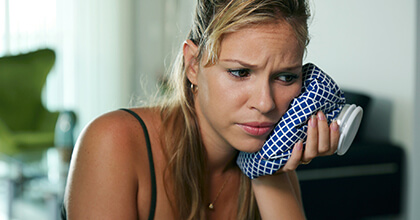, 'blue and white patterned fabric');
236,63,346,179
